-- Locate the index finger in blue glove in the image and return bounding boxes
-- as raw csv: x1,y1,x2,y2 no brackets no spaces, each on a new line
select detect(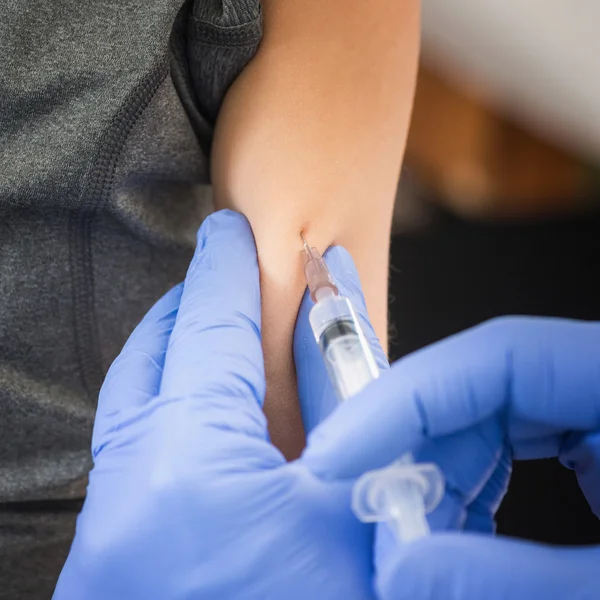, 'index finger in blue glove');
160,210,265,410
302,317,600,480
324,246,389,373
294,245,389,434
